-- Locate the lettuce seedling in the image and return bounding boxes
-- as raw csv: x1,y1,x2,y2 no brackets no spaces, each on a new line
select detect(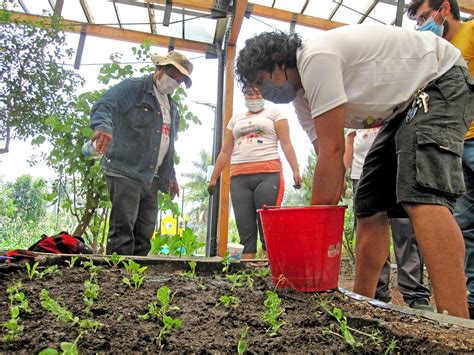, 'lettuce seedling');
104,252,125,268
65,256,79,269
25,261,39,279
122,260,147,289
237,324,249,355
2,306,23,342
263,291,284,336
218,295,239,308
